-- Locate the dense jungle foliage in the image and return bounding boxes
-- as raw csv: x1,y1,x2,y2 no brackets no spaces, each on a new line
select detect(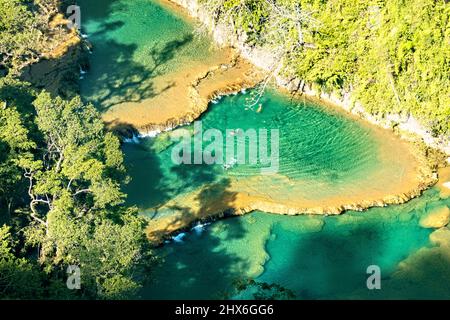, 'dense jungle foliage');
201,0,450,135
0,0,153,299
